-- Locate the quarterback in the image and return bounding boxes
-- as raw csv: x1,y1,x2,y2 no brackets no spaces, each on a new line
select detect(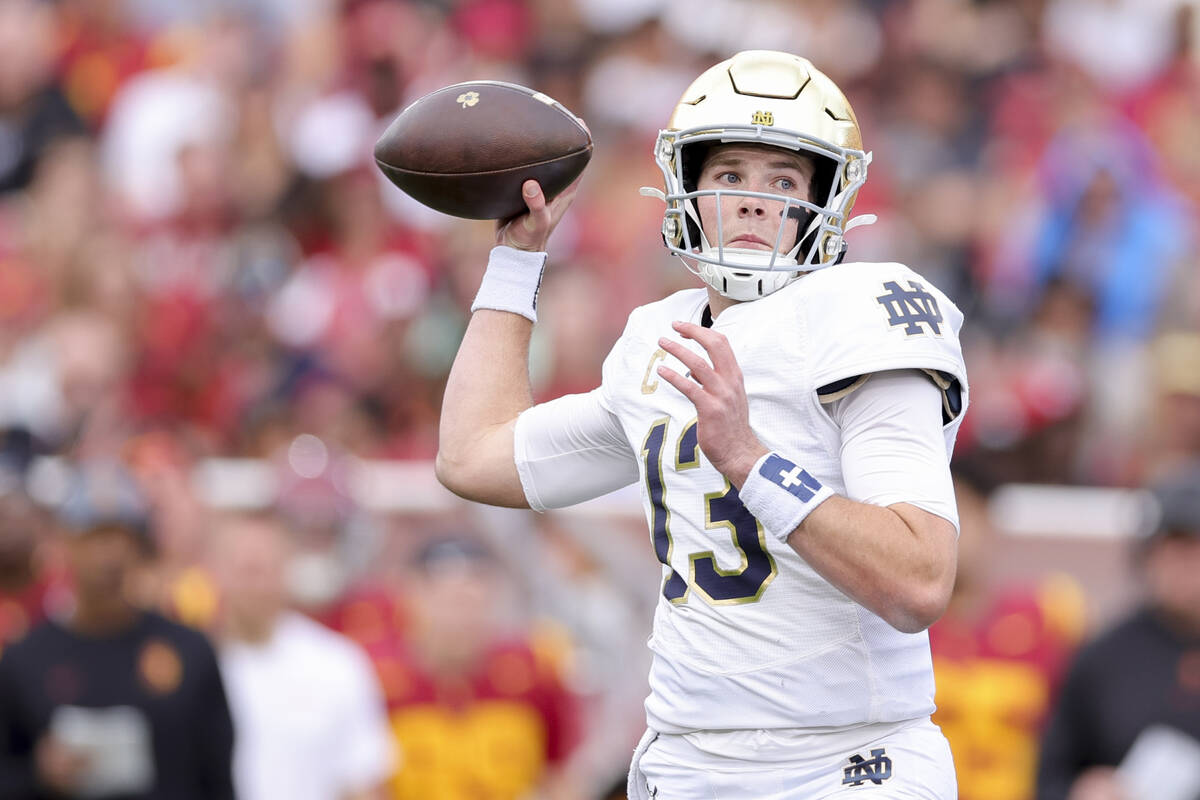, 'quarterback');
437,51,968,799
